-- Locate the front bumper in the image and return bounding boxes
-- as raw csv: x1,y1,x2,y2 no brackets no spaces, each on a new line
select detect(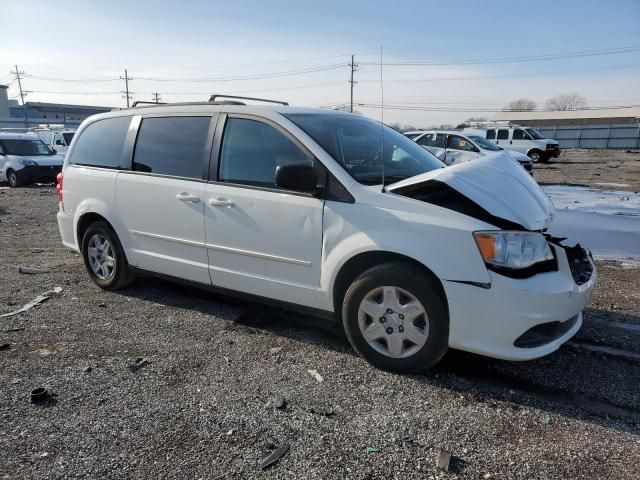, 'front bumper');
547,147,561,158
19,164,62,183
444,243,596,361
